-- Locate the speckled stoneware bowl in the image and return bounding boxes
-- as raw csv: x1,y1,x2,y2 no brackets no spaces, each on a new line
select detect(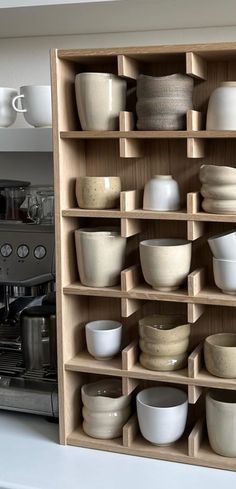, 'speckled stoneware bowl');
76,176,121,209
81,378,131,439
204,333,236,378
136,73,193,130
139,314,190,371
